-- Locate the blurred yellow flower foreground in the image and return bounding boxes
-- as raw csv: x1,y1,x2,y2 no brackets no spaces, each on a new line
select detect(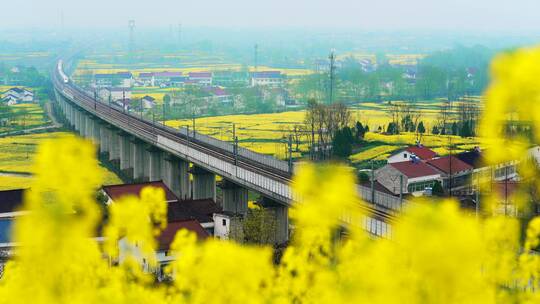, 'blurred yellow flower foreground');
3,46,540,303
